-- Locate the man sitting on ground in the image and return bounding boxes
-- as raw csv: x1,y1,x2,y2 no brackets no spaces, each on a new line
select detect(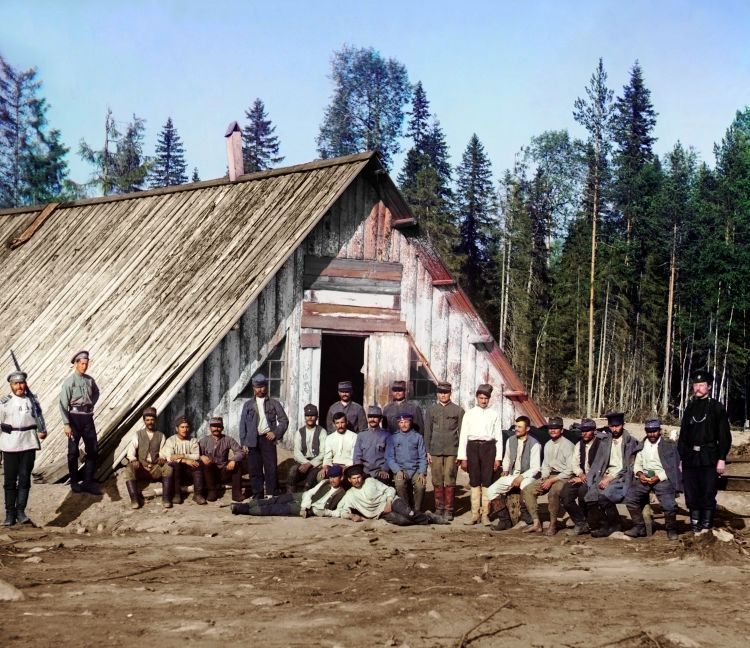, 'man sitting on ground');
352,405,391,483
123,407,168,509
319,411,357,479
161,415,206,506
198,416,245,502
287,404,327,492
